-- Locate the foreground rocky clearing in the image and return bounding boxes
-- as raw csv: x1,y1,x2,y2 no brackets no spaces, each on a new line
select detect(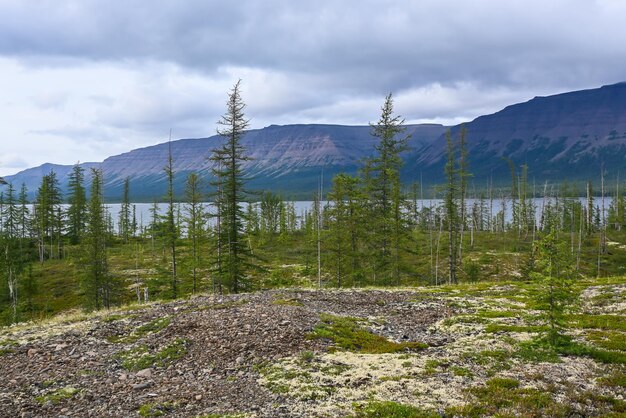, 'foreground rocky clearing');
0,278,624,417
